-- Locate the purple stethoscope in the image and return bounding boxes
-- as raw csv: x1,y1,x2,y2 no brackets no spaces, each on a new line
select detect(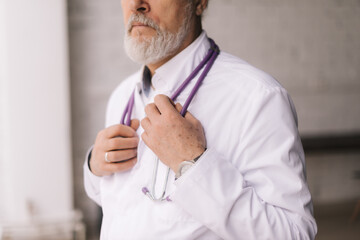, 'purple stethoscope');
120,38,220,202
